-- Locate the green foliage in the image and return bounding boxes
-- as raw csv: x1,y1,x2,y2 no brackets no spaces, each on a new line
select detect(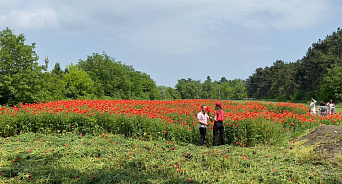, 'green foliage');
0,27,43,105
64,64,96,99
319,65,342,102
78,52,160,100
0,132,341,183
247,28,342,101
175,77,247,100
